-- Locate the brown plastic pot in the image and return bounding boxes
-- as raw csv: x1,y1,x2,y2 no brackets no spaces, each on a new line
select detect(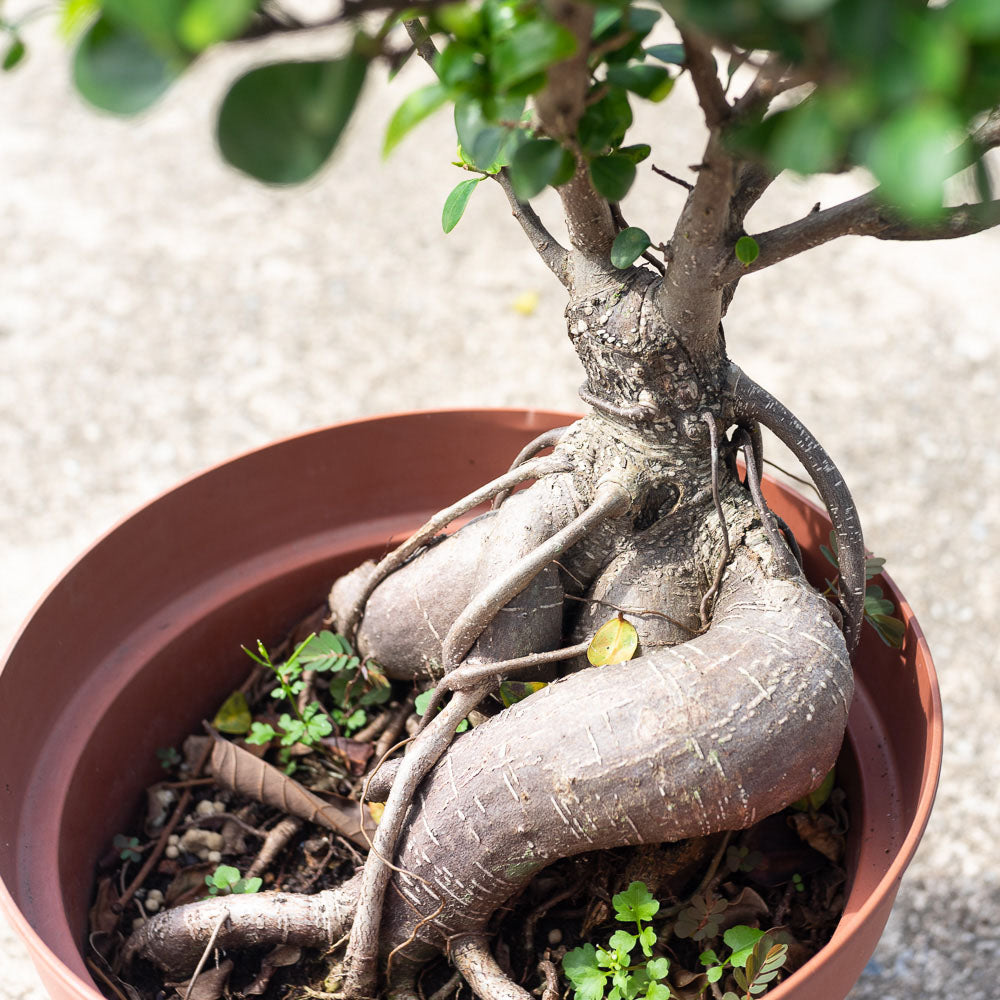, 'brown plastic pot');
0,409,941,1000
